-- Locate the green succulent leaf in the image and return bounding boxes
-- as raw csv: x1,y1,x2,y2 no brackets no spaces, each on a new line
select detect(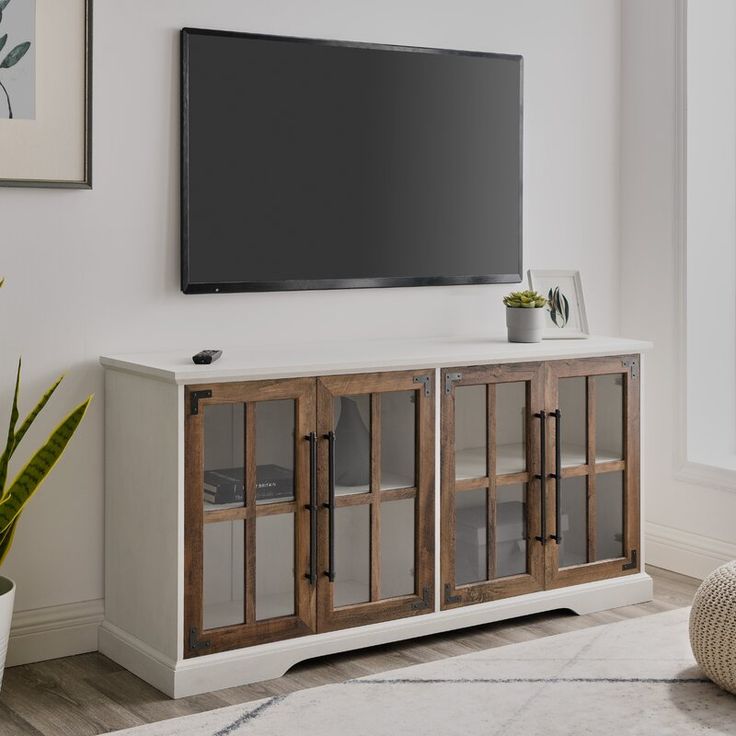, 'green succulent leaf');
0,35,8,56
0,395,92,535
503,290,547,309
0,40,30,69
